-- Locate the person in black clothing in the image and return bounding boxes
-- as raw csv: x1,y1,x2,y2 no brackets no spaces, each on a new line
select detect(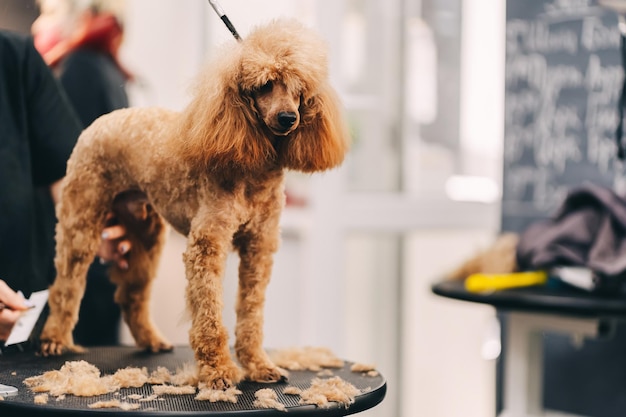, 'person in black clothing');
31,0,133,346
32,0,131,125
0,30,130,342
